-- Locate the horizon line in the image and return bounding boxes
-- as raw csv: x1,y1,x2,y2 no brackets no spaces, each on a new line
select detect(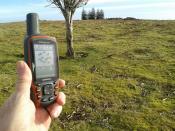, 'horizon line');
1,17,175,24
